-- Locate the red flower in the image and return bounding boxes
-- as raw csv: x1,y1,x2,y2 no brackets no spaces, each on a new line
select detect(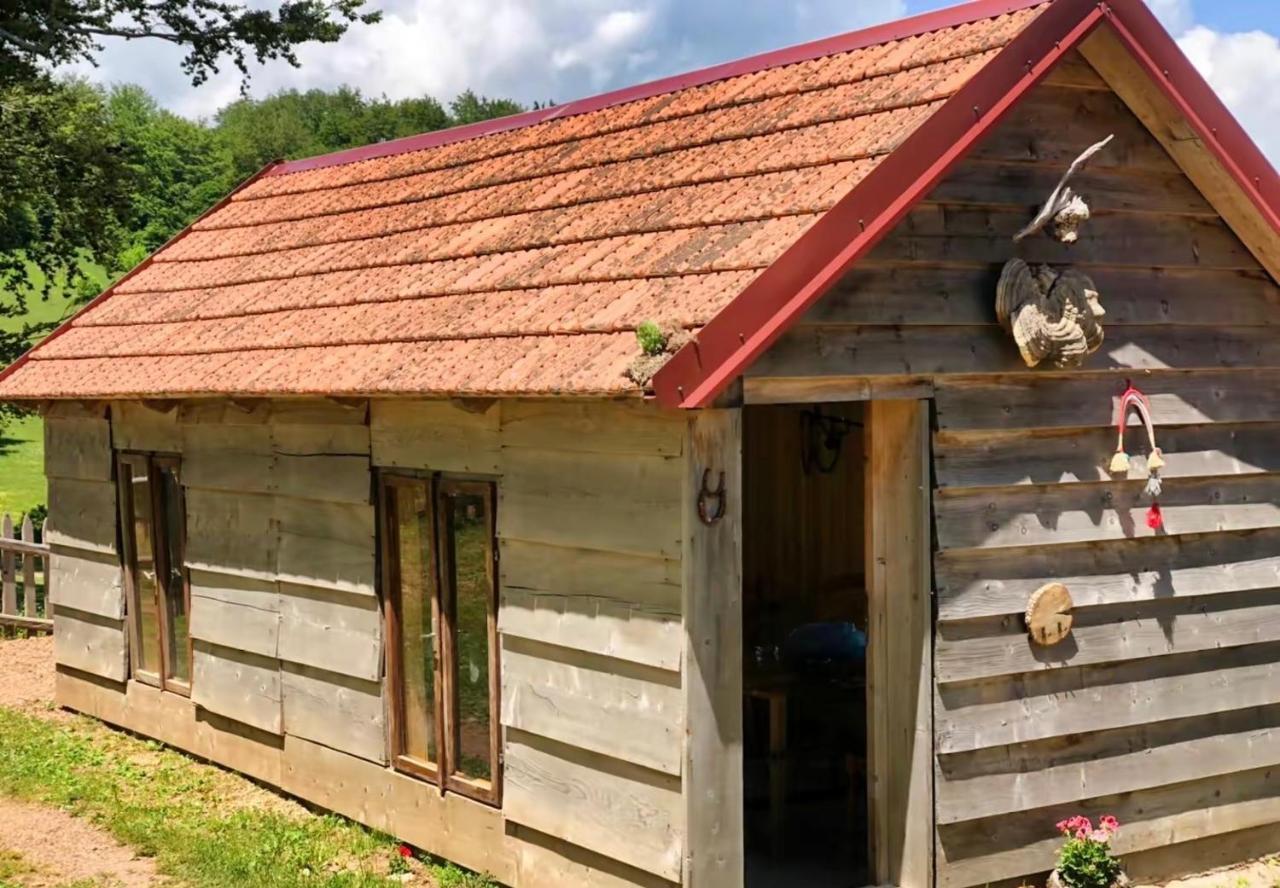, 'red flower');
397,844,414,859
1099,815,1120,832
